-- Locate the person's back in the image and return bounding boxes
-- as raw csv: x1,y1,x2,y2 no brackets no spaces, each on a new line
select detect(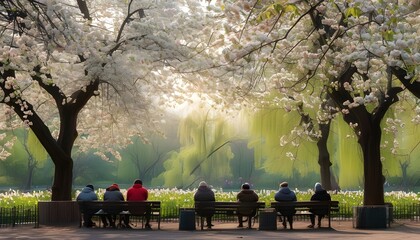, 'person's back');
275,184,297,202
274,182,296,229
76,184,98,228
308,182,331,228
194,182,215,202
77,185,98,201
194,181,215,228
237,186,259,203
102,183,124,228
310,184,331,202
104,184,124,202
125,179,151,229
127,180,148,201
236,183,259,228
